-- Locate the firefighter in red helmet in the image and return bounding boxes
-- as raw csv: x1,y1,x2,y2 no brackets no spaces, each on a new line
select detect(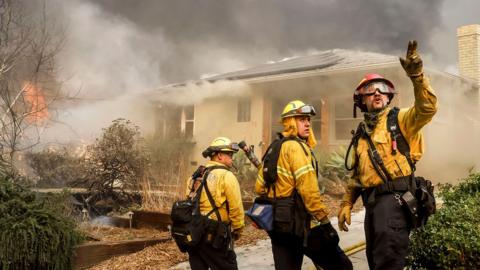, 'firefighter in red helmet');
339,40,438,270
